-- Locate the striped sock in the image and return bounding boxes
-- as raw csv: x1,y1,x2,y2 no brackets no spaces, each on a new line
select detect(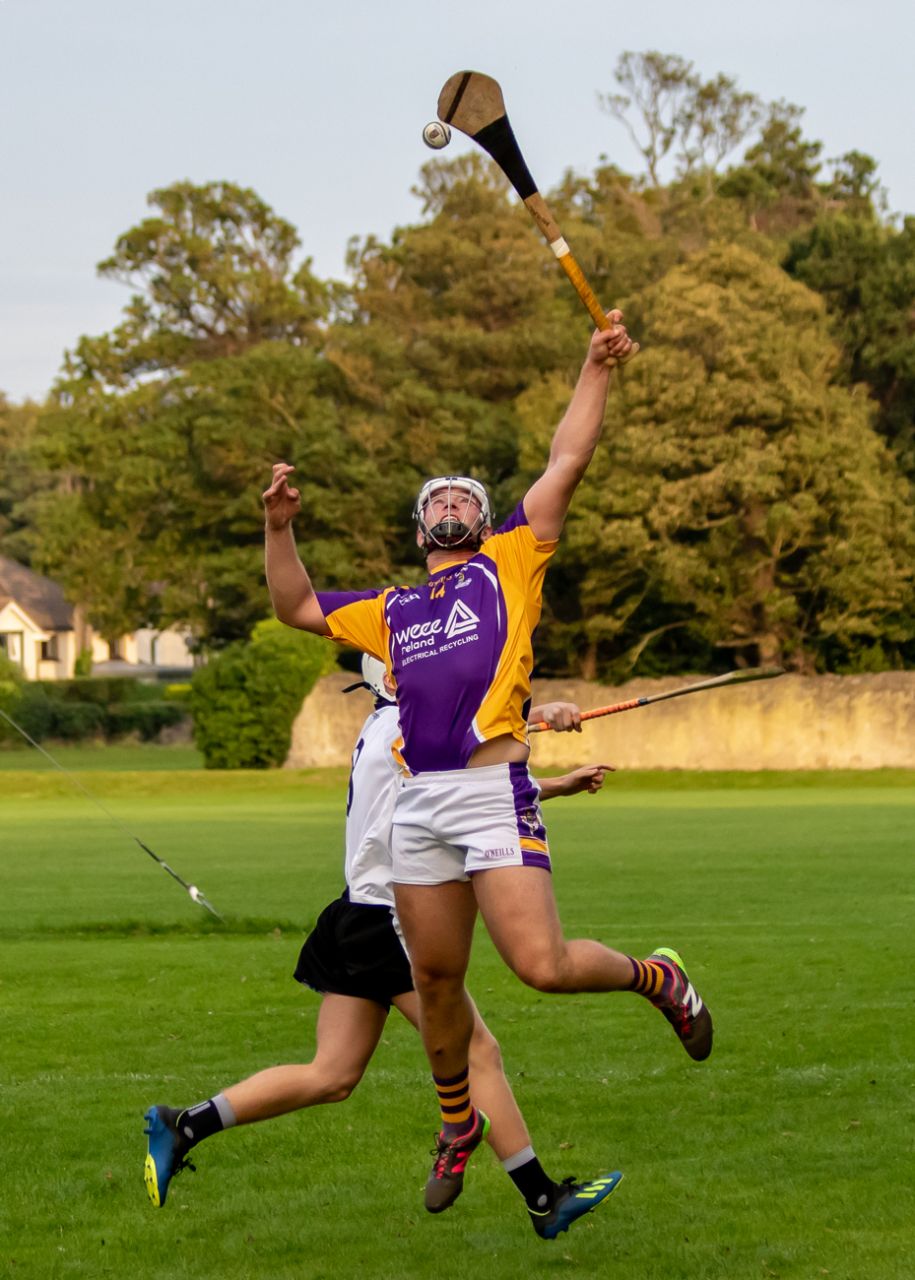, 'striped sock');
434,1069,473,1138
626,957,672,1003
